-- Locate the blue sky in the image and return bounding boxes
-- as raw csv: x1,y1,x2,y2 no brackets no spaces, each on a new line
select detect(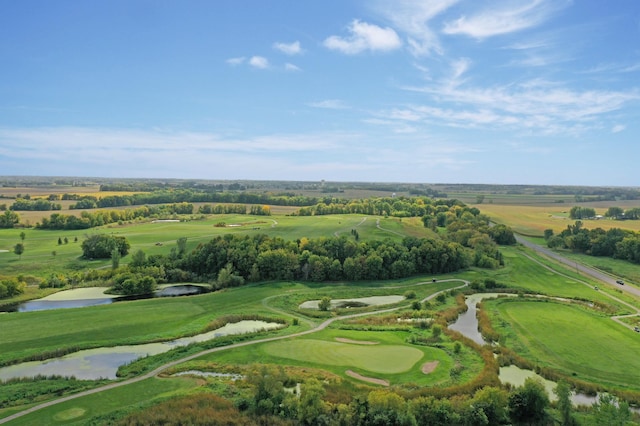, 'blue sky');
1,0,639,186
